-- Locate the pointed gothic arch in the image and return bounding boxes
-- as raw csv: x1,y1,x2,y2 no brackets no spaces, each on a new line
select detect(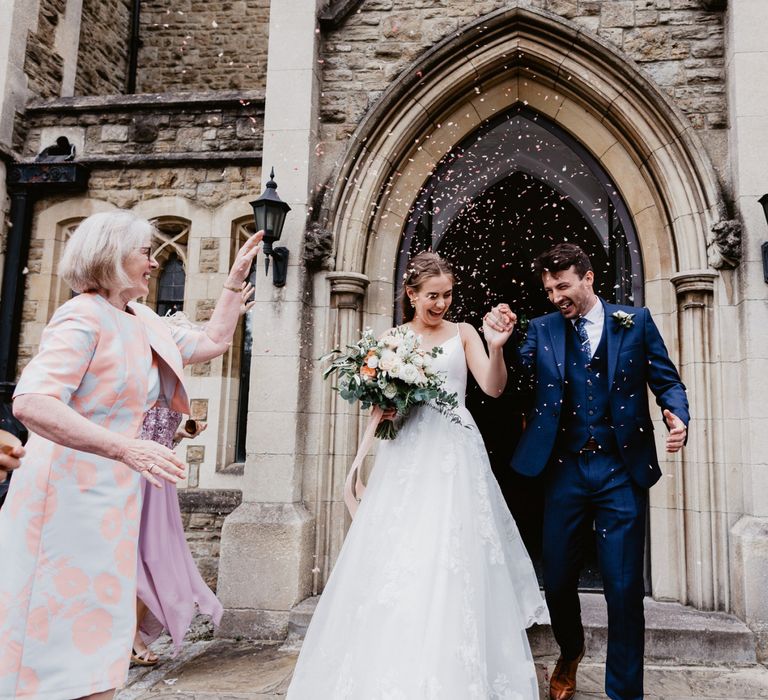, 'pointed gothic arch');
319,6,727,611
